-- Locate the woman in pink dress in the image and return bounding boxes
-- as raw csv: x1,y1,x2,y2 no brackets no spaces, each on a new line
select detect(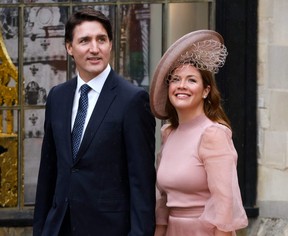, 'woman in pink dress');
150,30,248,236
